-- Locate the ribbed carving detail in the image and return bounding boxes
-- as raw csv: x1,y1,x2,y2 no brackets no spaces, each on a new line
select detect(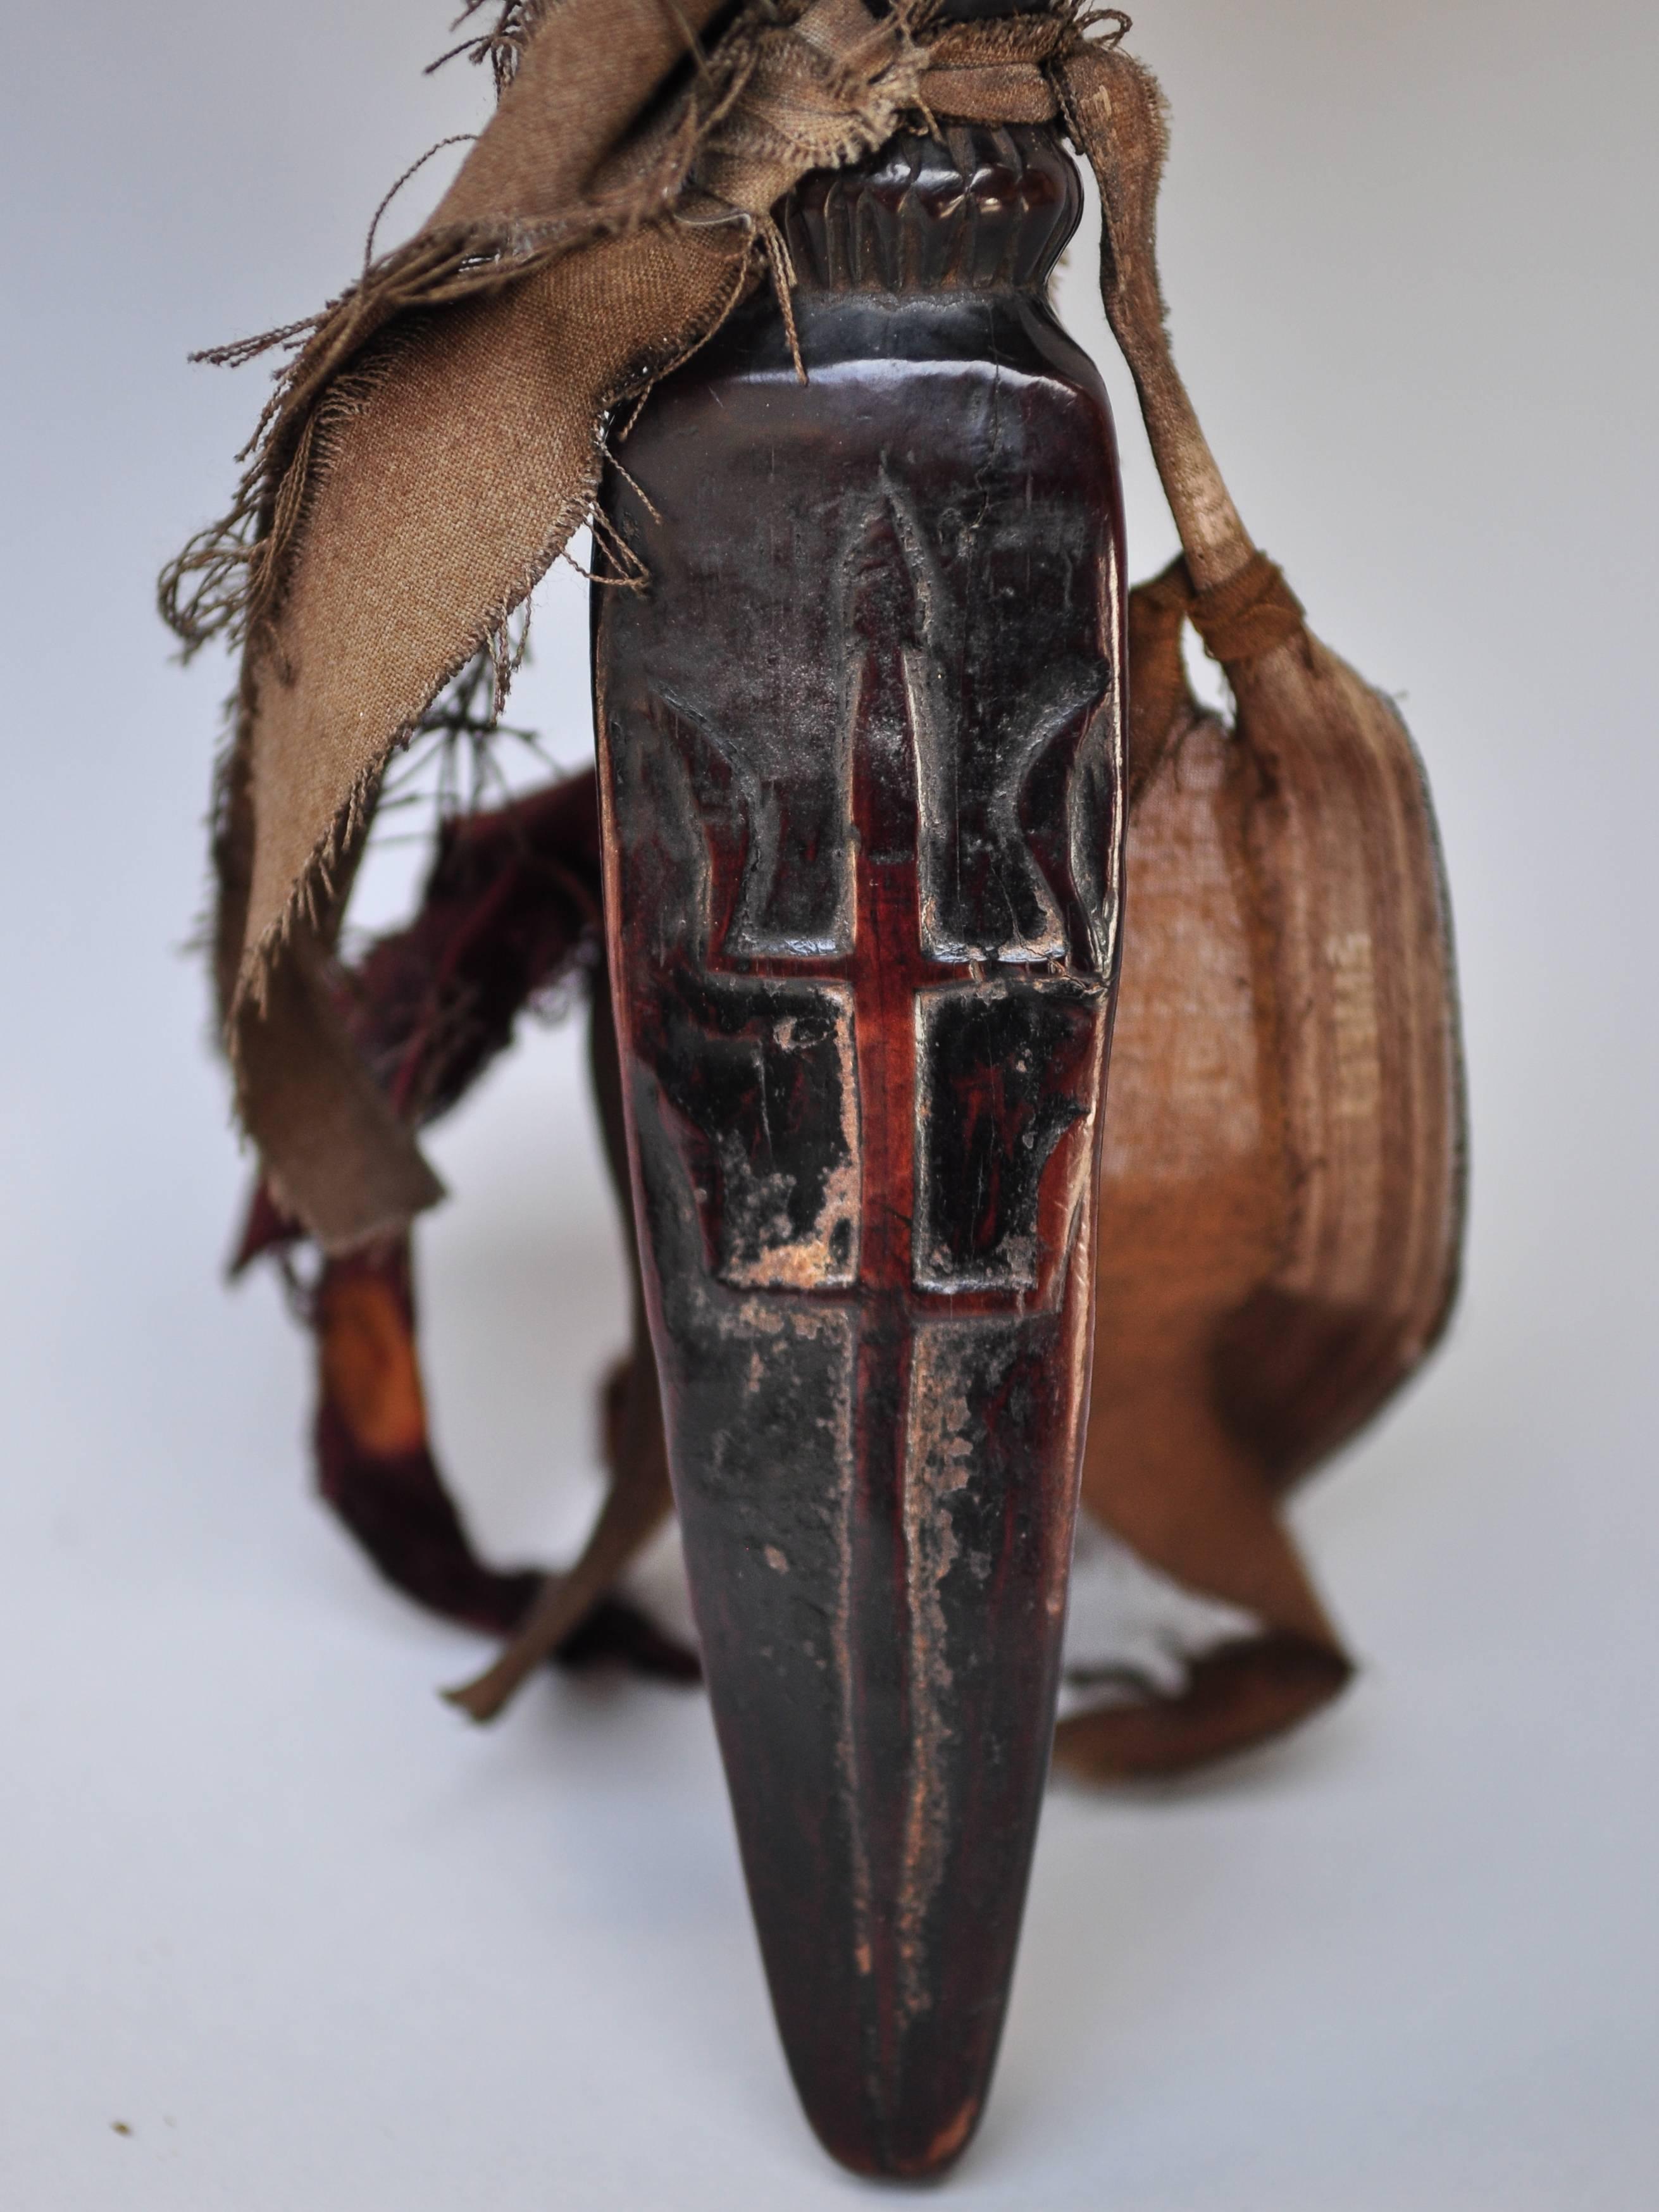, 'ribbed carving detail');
783,124,1082,297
